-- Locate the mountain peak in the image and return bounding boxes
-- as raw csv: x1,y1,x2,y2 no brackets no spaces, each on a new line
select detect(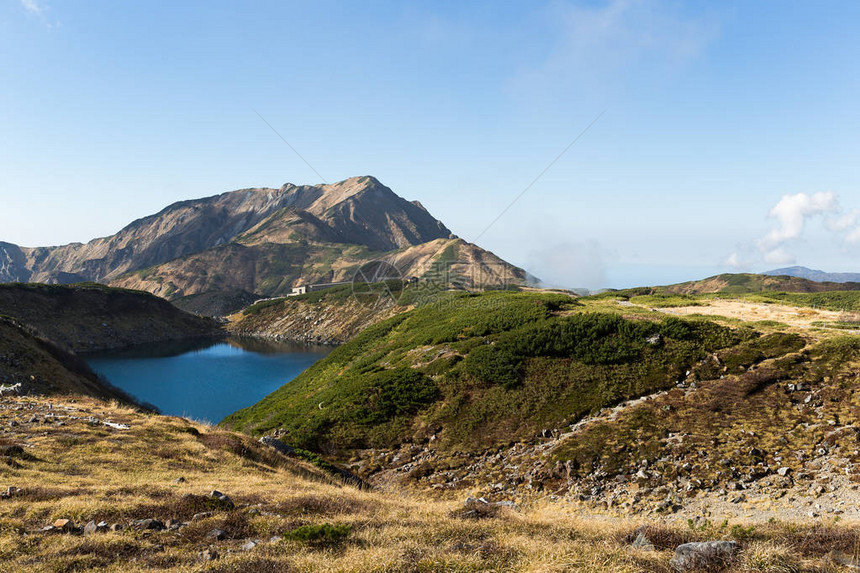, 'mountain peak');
0,175,481,299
